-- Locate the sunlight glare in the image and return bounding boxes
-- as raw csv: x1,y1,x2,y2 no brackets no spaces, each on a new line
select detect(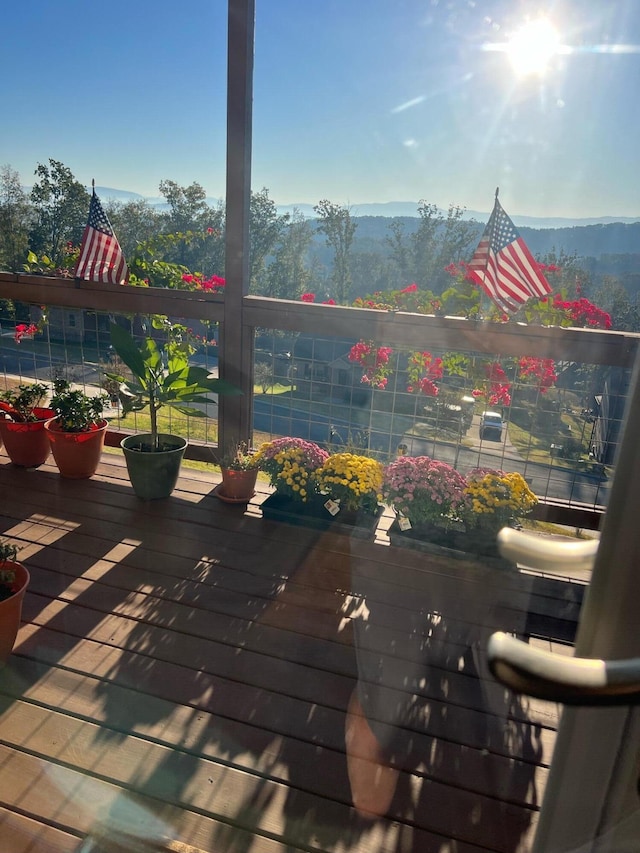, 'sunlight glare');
506,18,560,76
